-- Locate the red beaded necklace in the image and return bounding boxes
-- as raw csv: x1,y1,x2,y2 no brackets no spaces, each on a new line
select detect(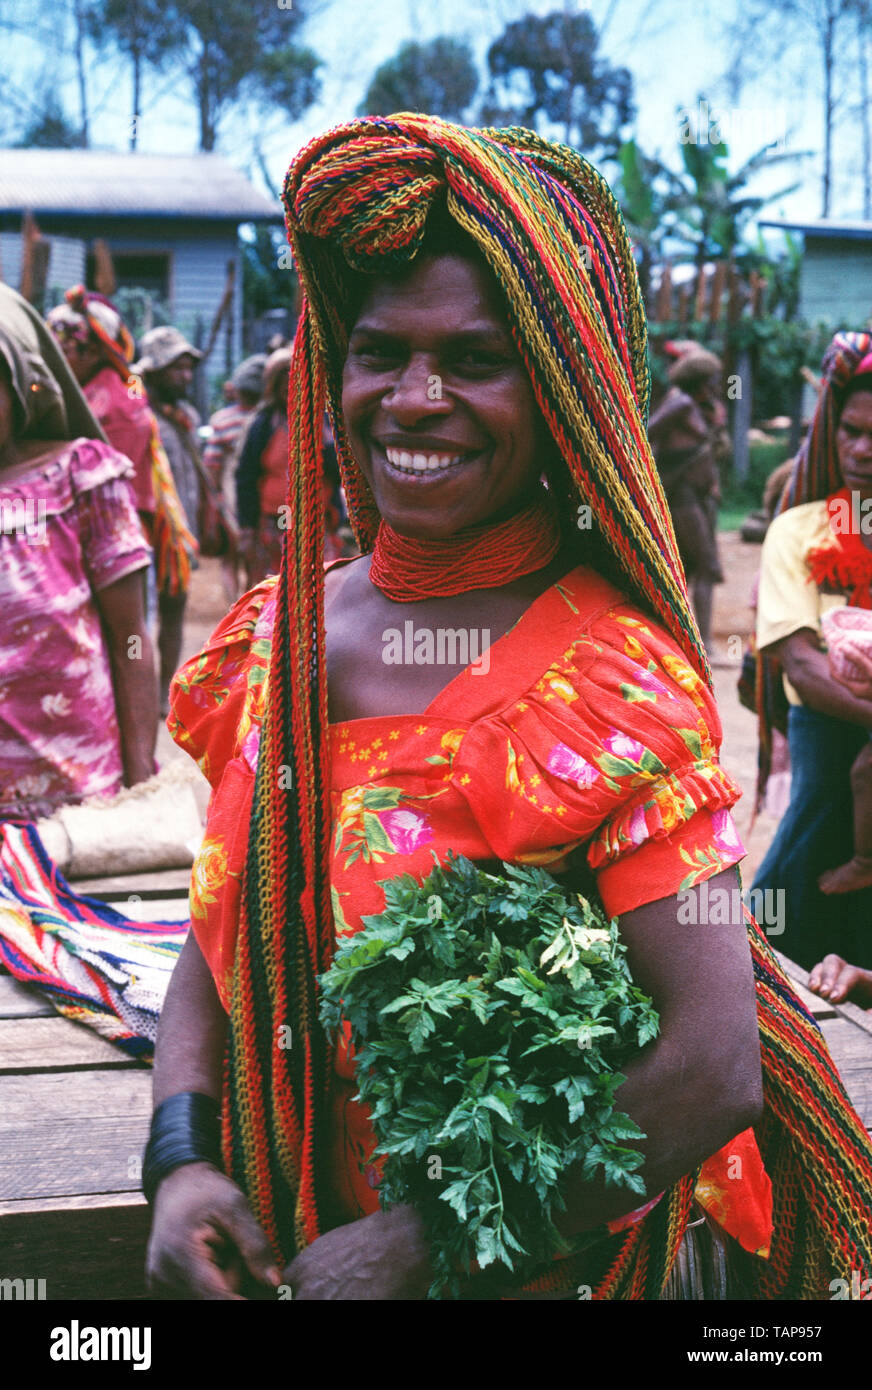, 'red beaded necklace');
368,491,563,601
